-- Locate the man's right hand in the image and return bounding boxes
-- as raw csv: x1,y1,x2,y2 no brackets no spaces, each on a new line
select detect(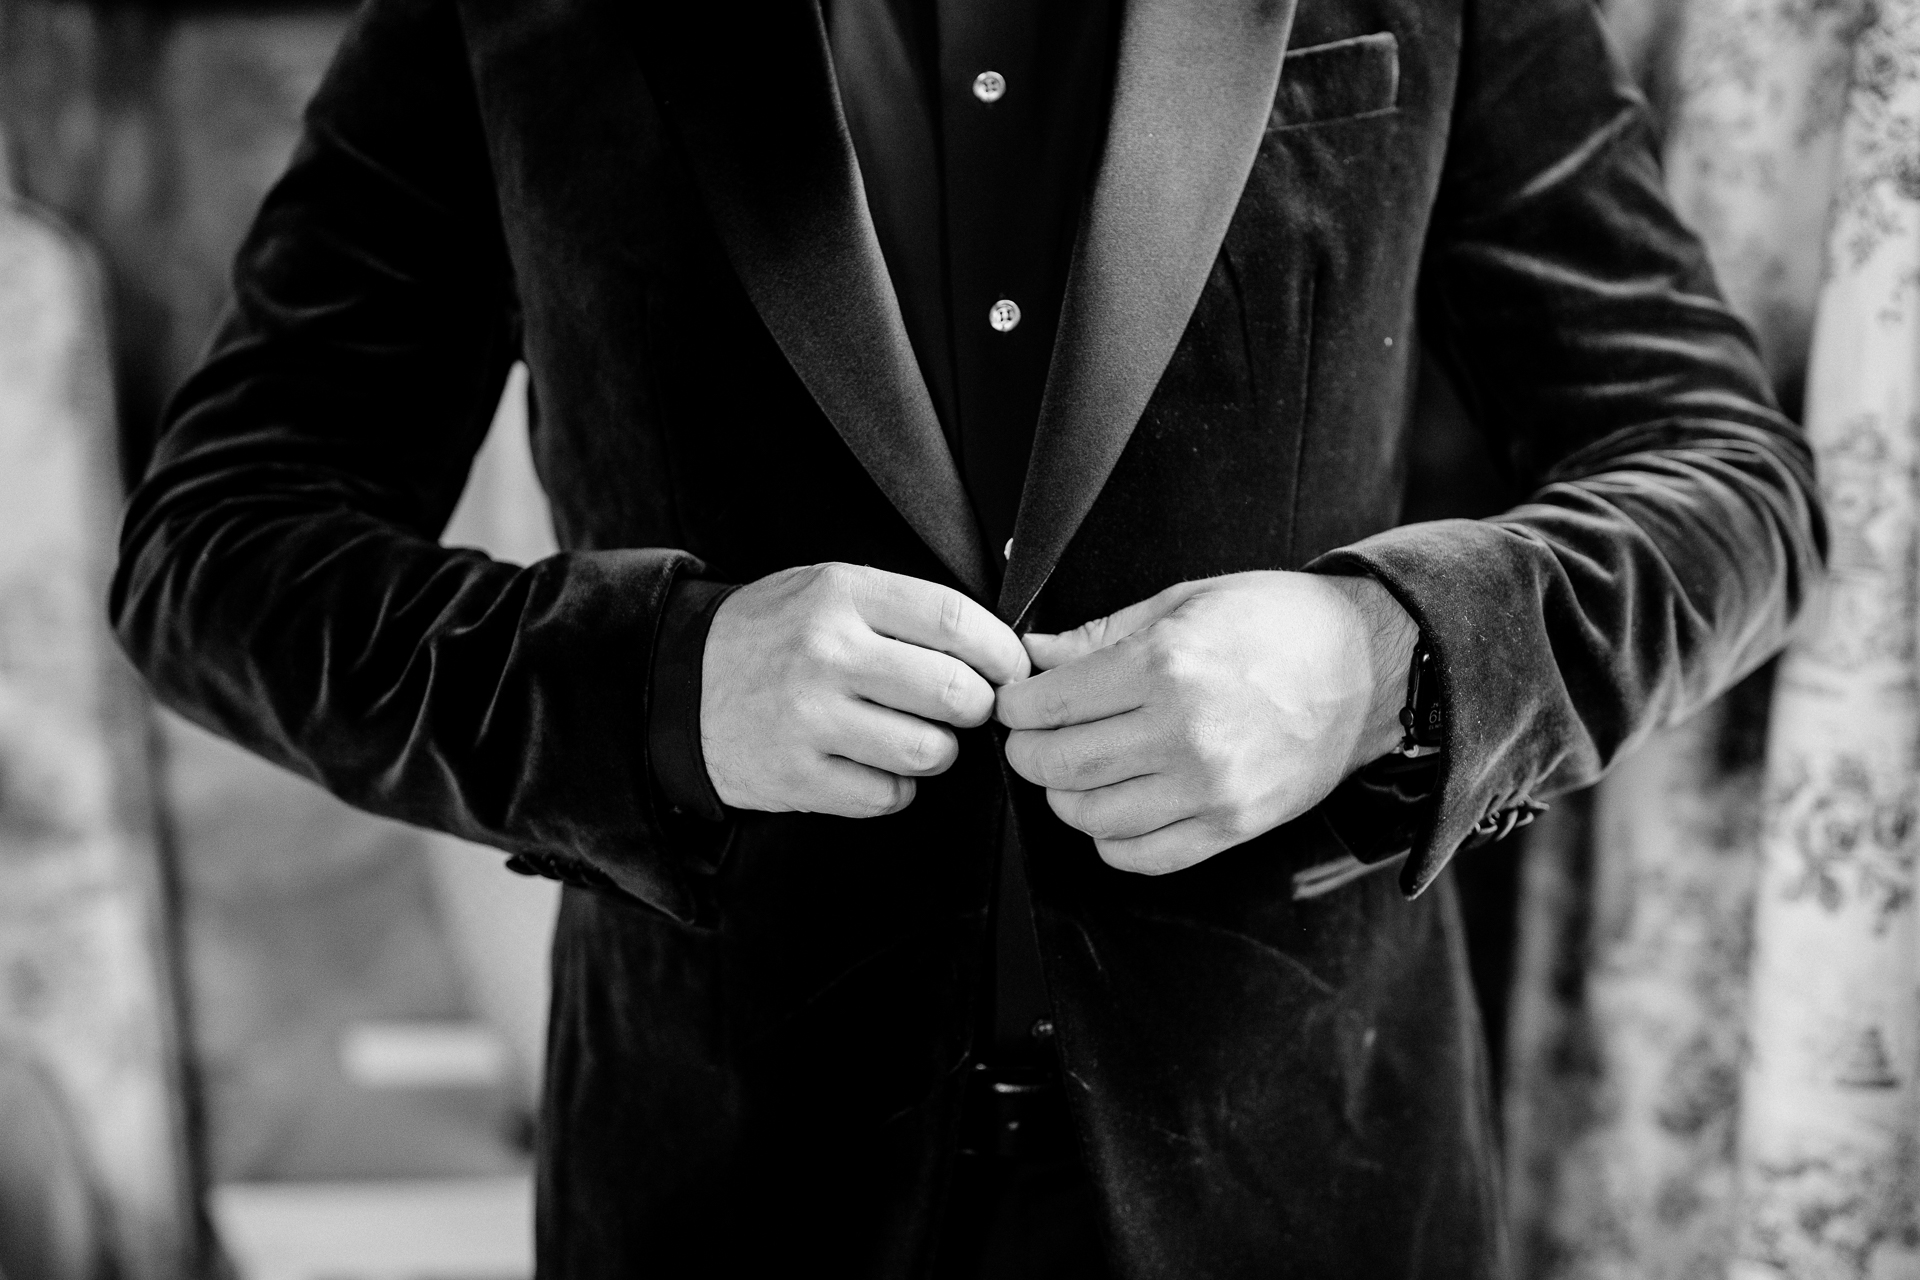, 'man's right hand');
700,563,1029,817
